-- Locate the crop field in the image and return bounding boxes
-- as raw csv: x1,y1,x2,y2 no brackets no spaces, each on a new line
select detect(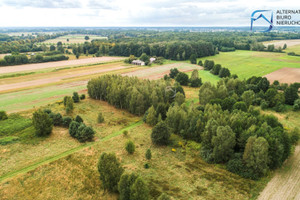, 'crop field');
122,63,202,80
263,39,300,48
199,50,300,80
0,56,125,74
264,67,300,84
40,34,107,45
